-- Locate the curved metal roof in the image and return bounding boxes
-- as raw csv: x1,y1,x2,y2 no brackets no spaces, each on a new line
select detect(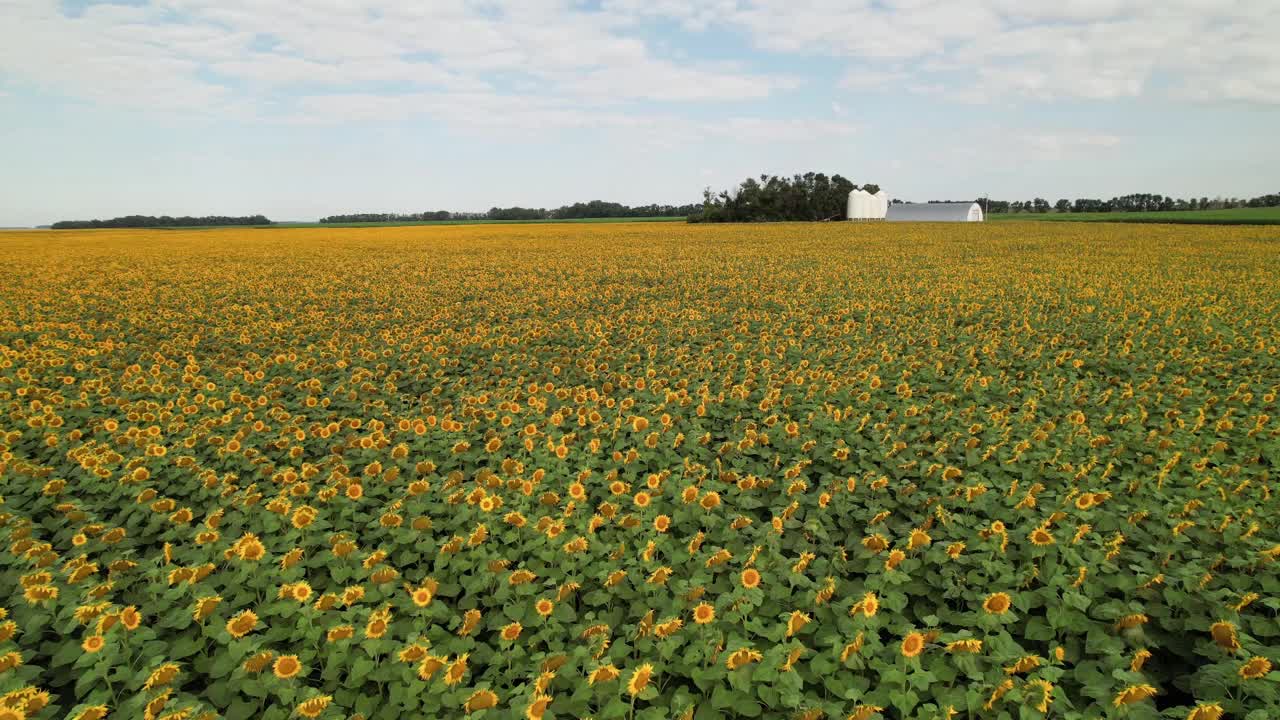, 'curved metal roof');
886,202,982,222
